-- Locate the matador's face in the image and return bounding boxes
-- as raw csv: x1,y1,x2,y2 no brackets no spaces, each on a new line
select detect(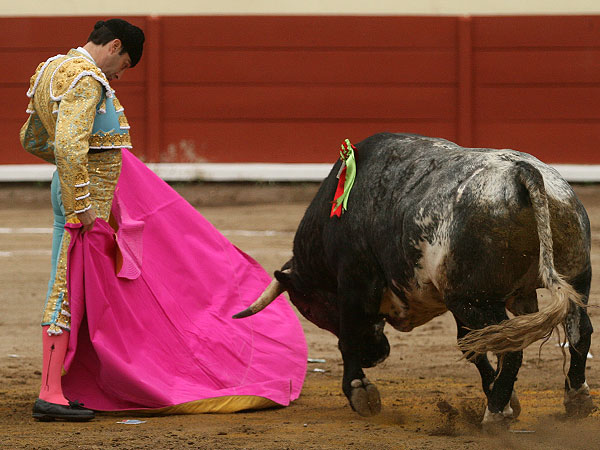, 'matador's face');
99,40,131,81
